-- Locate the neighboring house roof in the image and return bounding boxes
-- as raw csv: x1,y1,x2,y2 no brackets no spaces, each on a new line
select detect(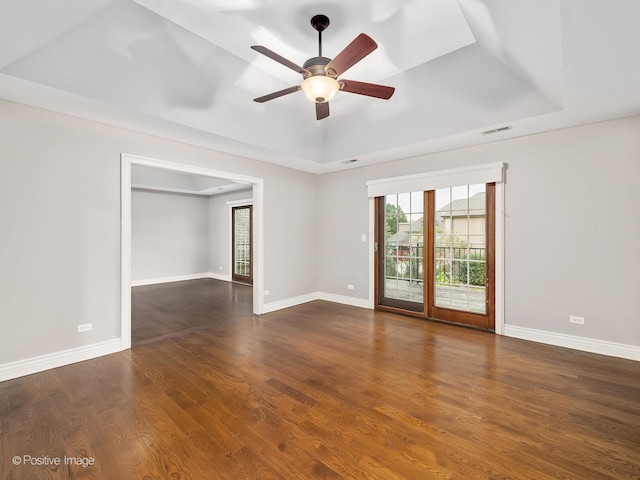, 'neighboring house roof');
387,217,423,246
438,192,486,218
